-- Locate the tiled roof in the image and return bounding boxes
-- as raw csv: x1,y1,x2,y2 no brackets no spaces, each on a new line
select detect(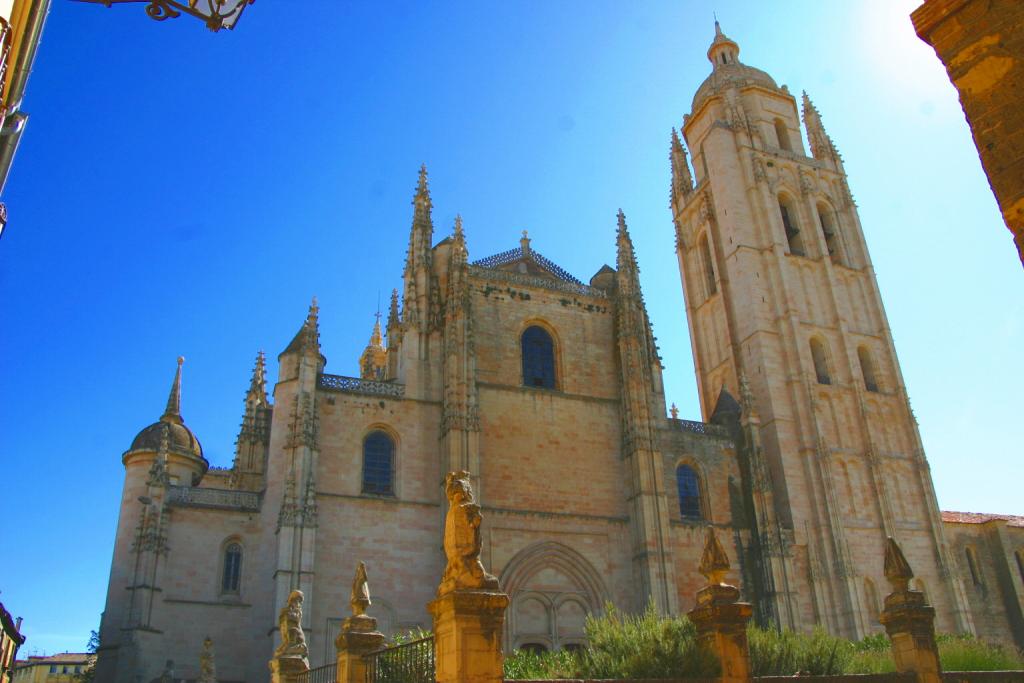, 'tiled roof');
472,246,584,285
17,653,91,665
942,510,1024,527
